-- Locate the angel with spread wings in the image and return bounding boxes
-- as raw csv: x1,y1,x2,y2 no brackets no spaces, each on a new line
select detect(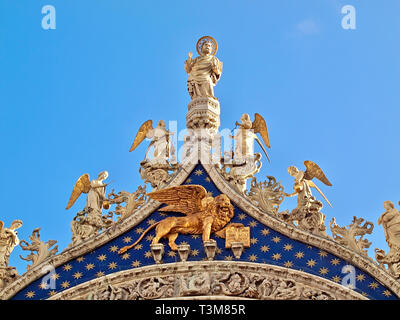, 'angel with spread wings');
118,185,234,253
66,171,109,215
129,119,174,164
283,161,332,236
0,220,22,267
233,113,270,163
286,160,332,208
